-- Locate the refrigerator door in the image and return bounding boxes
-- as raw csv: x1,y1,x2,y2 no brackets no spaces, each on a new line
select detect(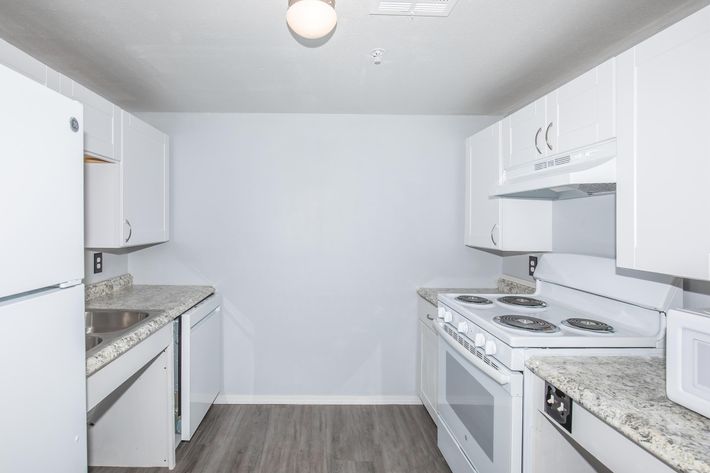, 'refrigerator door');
0,64,84,299
0,284,86,473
